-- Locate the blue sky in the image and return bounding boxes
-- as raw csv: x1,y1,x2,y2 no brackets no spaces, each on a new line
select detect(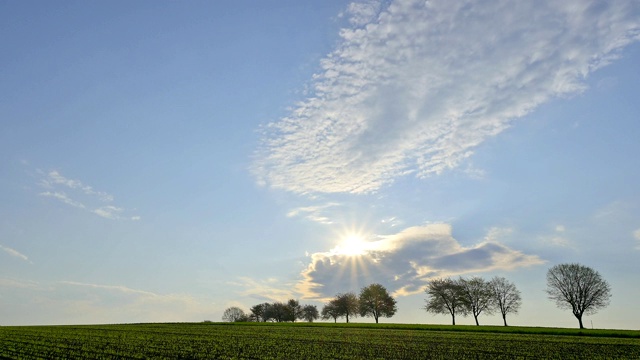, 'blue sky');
1,0,639,328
